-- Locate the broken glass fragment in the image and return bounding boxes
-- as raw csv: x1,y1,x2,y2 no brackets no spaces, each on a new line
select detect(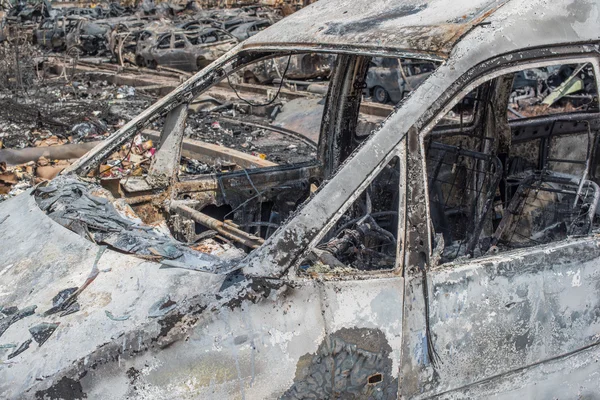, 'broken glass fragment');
52,288,78,307
0,306,18,316
105,311,130,321
7,338,32,359
29,323,60,347
44,287,78,316
59,302,80,317
148,295,177,318
0,305,38,339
